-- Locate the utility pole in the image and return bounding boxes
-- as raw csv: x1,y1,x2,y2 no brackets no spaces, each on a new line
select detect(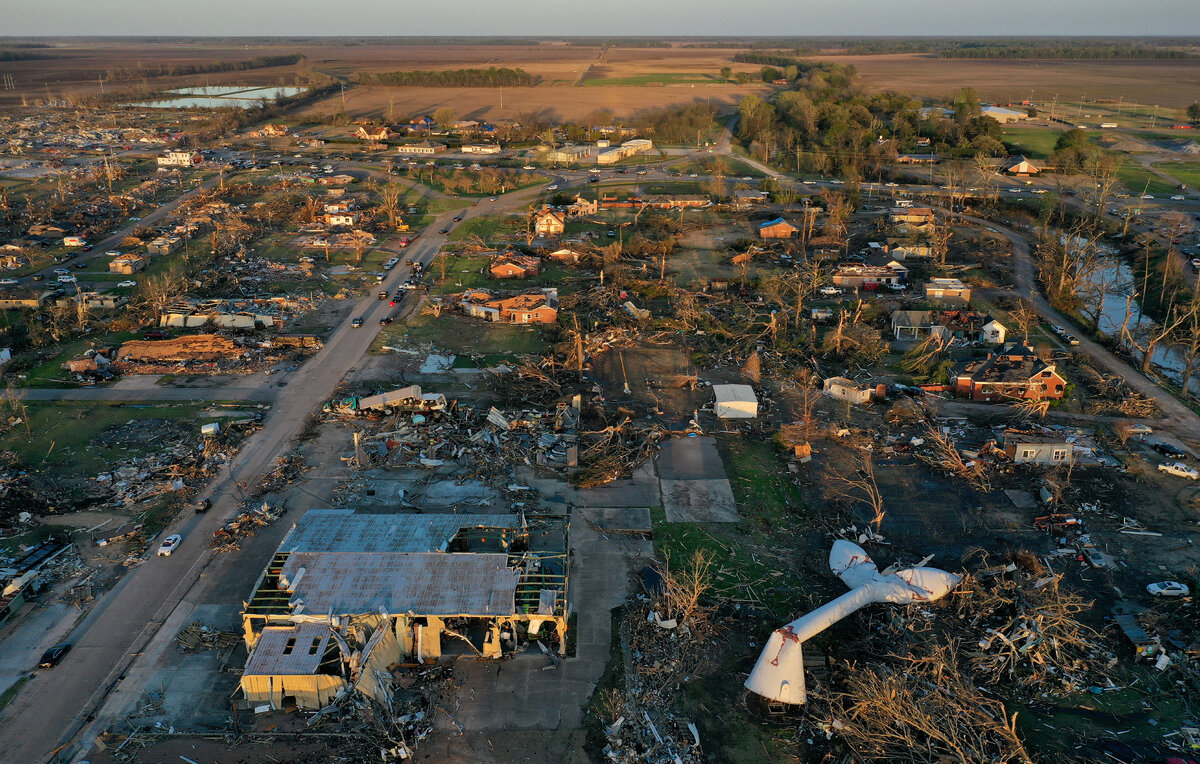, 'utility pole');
340,83,346,110
98,75,104,96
